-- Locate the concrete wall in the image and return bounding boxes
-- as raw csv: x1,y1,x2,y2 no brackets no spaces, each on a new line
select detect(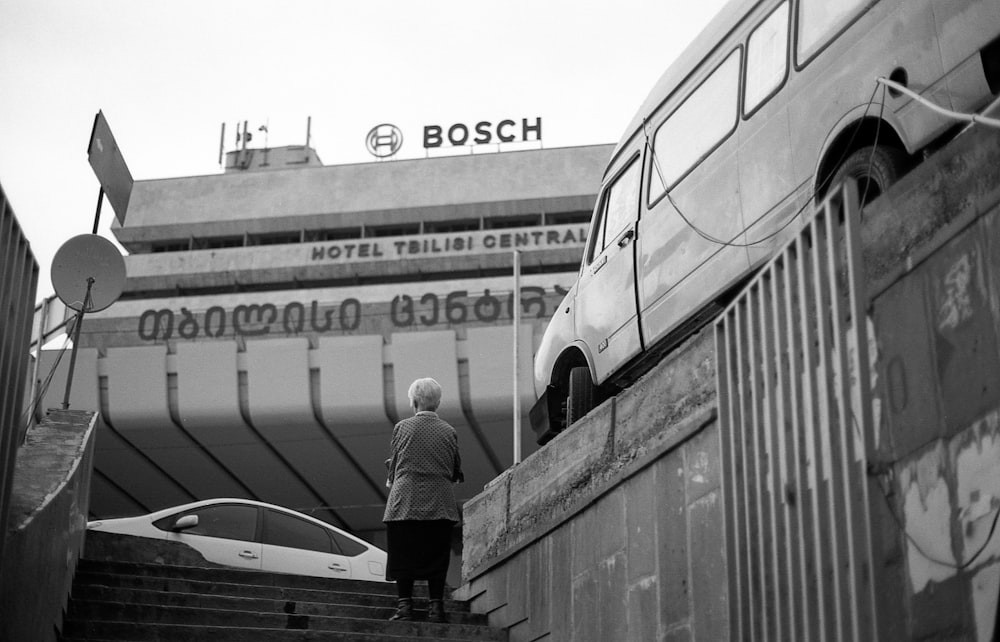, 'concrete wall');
457,330,723,641
457,127,1000,640
866,128,1000,640
1,410,97,642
